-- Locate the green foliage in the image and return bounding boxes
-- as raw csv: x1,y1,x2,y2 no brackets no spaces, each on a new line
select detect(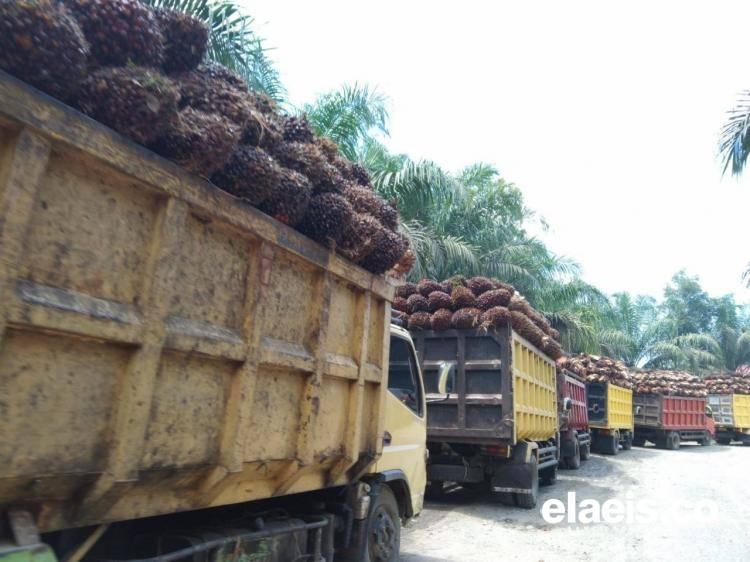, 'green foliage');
303,84,389,161
719,90,750,176
143,0,285,101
